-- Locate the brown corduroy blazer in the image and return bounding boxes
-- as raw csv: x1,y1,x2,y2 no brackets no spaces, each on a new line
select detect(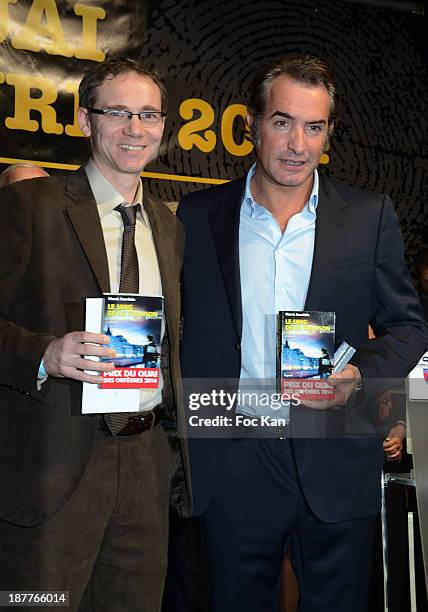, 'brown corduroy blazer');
0,167,191,526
